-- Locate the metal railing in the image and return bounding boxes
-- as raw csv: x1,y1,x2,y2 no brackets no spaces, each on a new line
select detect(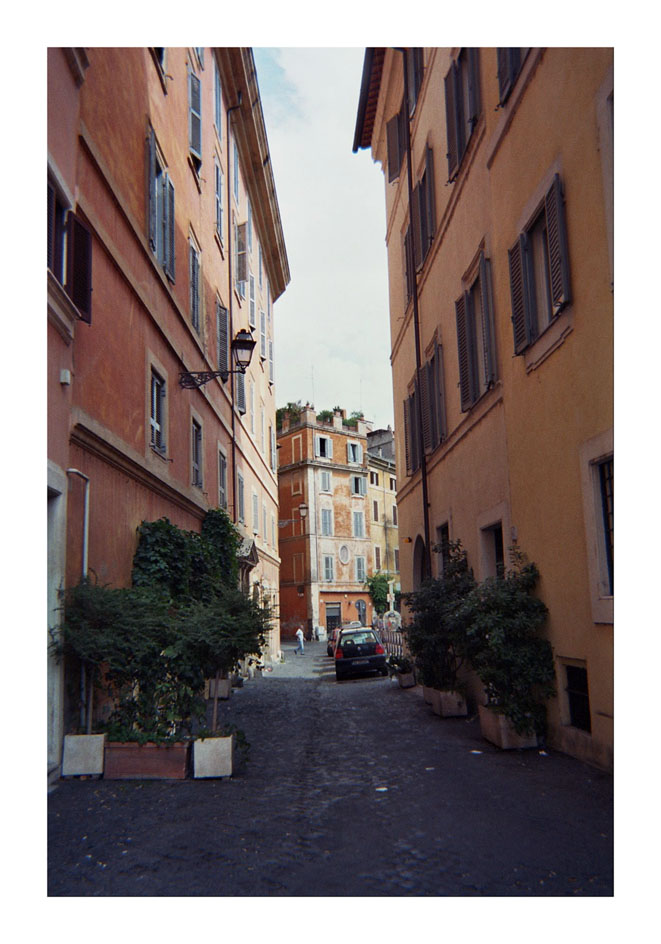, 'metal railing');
380,628,404,661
